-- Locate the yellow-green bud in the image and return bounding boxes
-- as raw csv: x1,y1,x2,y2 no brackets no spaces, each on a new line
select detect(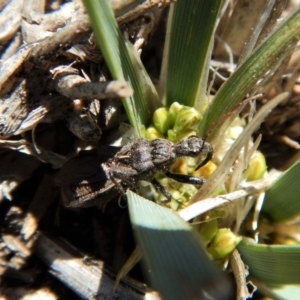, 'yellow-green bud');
171,190,187,205
155,176,198,209
145,126,164,140
168,199,180,210
244,151,267,181
173,106,202,132
153,107,172,135
207,228,242,260
226,125,244,140
167,129,197,143
178,184,198,200
168,102,183,126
